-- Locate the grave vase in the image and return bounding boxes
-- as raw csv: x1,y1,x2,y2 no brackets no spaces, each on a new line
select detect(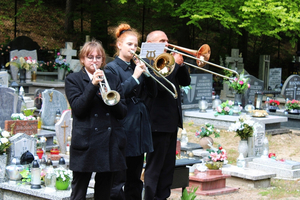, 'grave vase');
238,139,248,158
26,69,32,82
0,154,7,182
268,105,278,112
234,93,243,106
288,109,300,115
19,68,26,83
57,68,65,81
199,136,213,150
56,179,70,190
